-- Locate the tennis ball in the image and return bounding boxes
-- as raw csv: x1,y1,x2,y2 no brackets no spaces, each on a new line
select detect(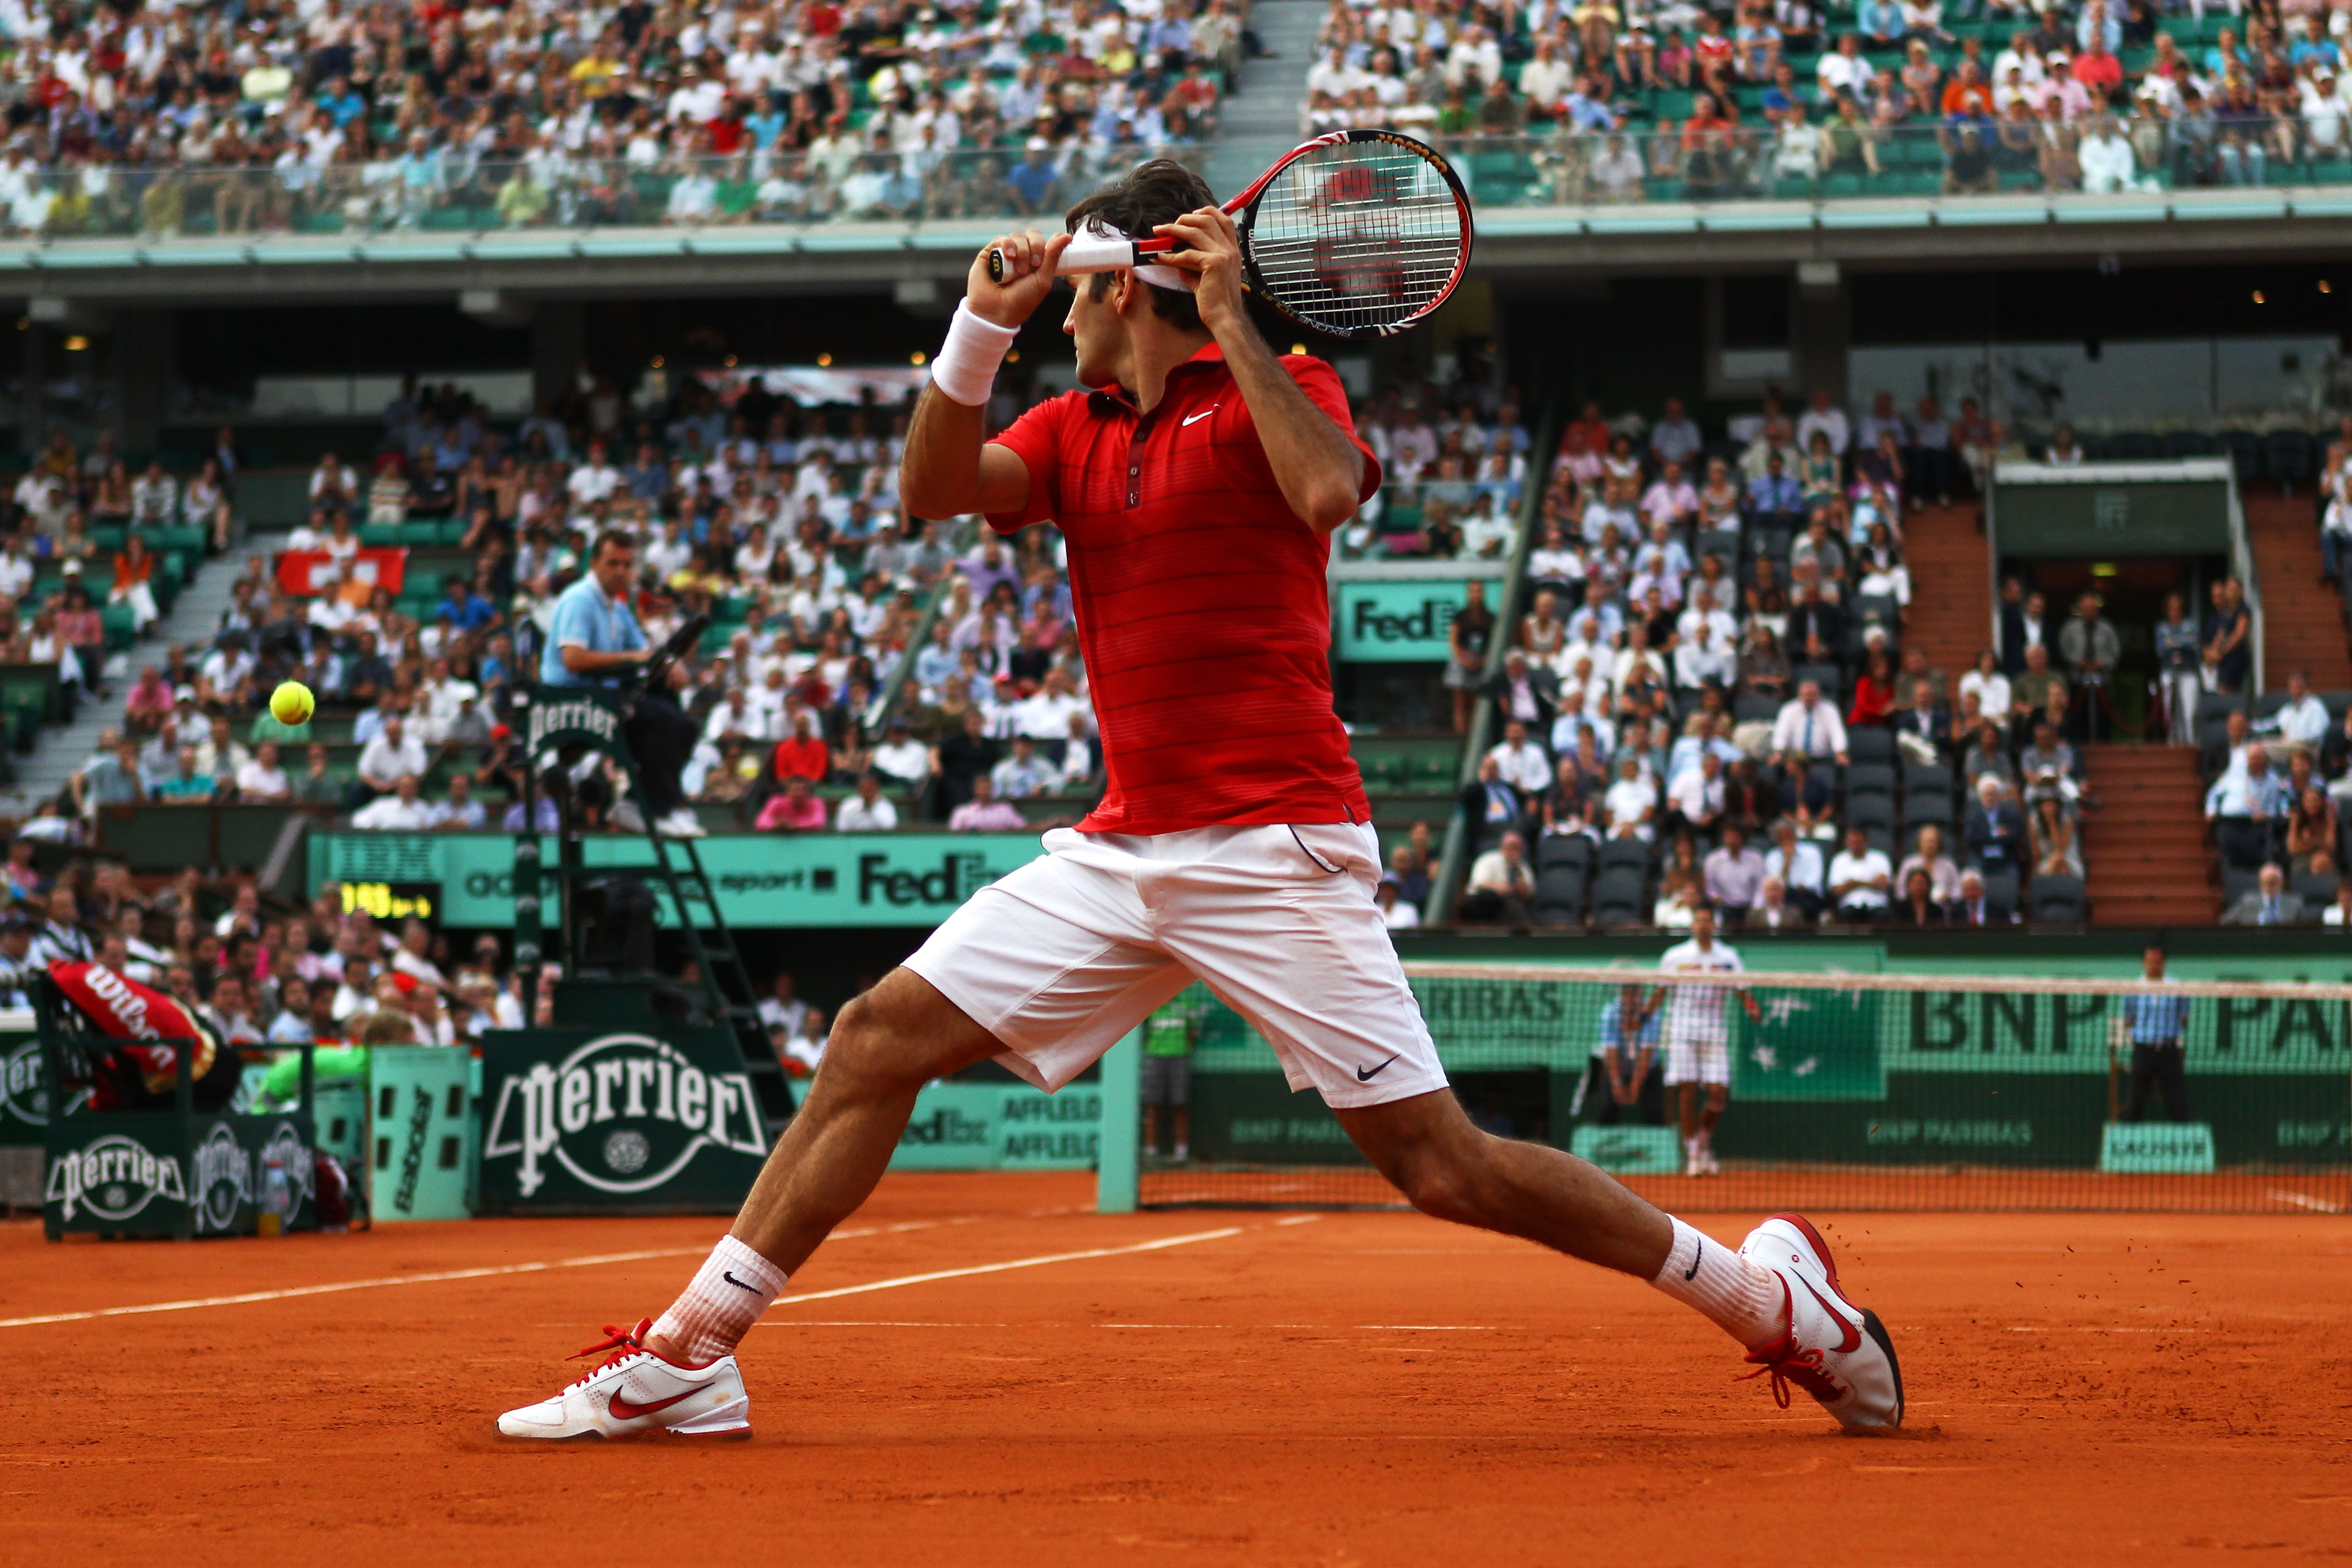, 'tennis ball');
270,681,315,727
